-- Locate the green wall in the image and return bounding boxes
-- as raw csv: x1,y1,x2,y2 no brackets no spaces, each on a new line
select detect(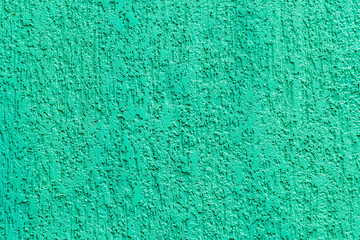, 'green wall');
2,0,360,239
